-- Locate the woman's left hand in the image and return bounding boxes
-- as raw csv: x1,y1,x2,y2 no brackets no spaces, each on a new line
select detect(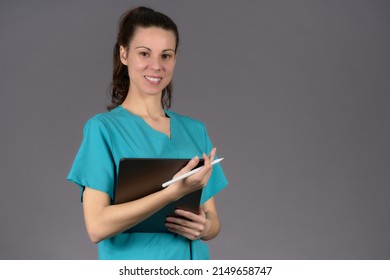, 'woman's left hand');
165,207,210,240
